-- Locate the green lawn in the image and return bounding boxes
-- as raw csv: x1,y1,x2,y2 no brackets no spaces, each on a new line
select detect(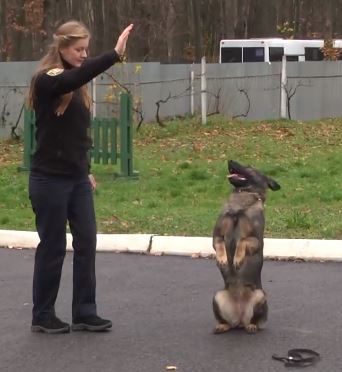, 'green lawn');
0,116,341,239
